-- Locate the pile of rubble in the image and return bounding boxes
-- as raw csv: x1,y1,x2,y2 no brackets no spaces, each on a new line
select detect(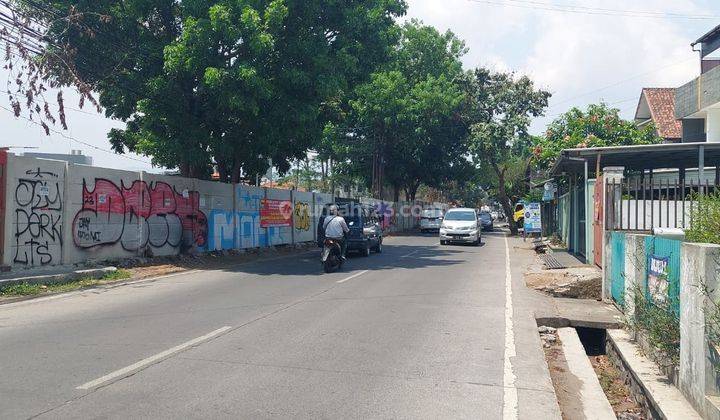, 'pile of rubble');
539,326,558,348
